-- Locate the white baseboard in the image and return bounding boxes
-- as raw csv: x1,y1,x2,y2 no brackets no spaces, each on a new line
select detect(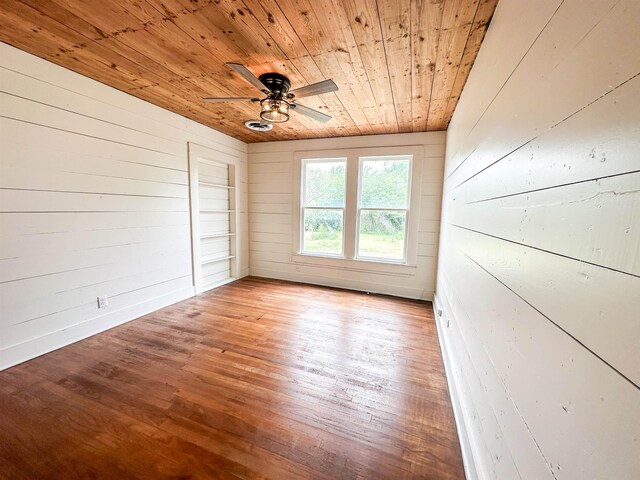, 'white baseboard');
434,292,481,480
0,285,195,371
250,268,430,300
